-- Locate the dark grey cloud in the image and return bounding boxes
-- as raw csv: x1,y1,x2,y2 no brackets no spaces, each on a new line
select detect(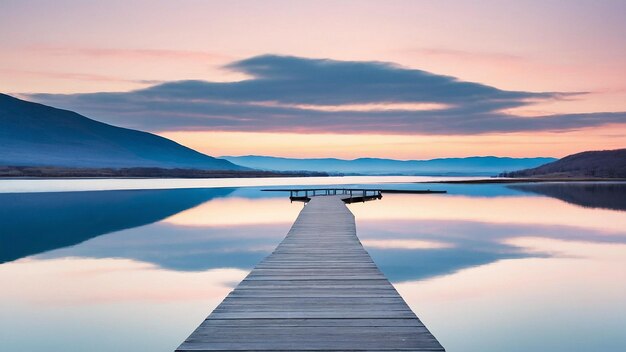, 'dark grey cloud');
27,55,626,134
